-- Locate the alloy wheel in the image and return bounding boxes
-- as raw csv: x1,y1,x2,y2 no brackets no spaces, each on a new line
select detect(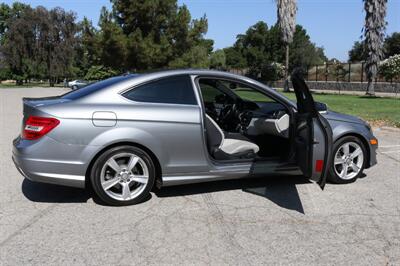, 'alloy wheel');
100,152,149,201
333,141,364,180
